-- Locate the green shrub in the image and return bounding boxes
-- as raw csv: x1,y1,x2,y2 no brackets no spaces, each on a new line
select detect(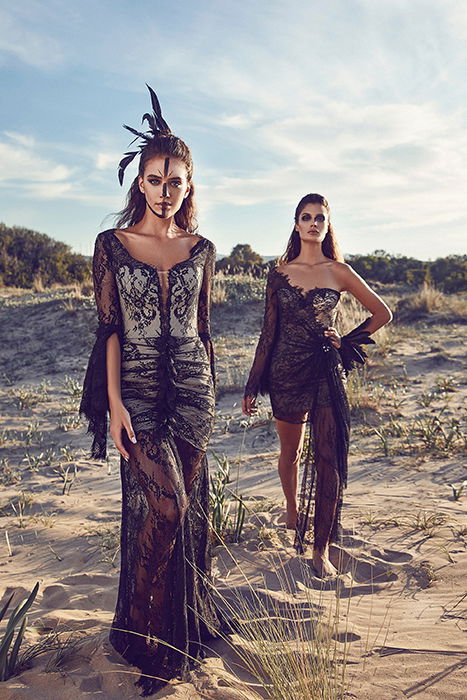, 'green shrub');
0,223,90,288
